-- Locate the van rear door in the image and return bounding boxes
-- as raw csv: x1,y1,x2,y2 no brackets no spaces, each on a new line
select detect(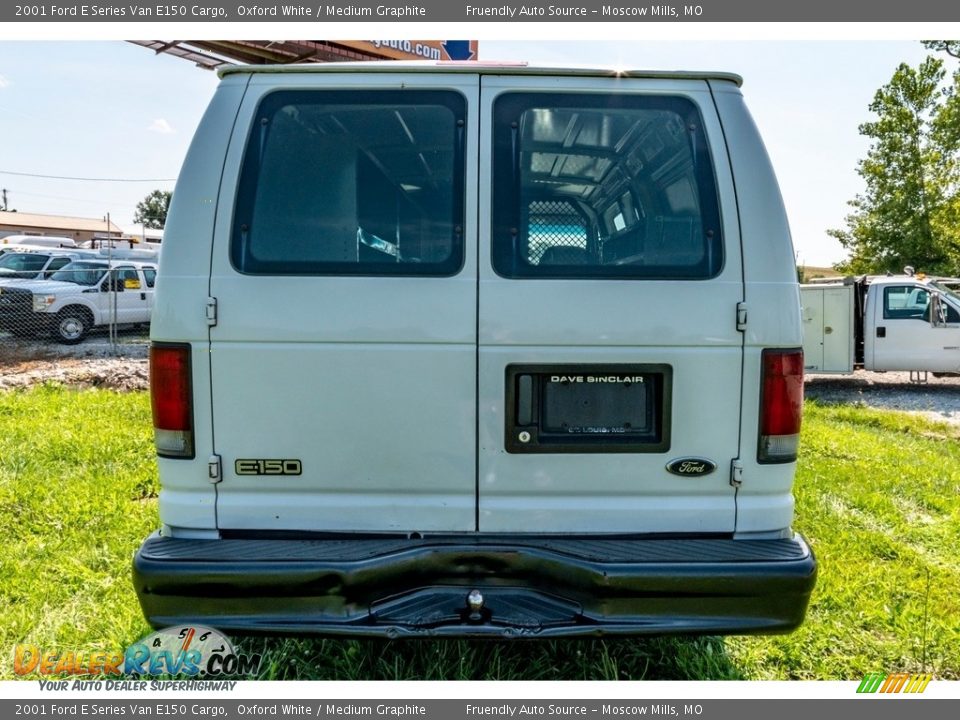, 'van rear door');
208,73,479,532
477,75,744,533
